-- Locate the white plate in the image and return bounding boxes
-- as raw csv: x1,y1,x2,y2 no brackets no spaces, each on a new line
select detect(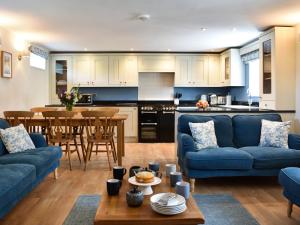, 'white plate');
150,193,186,207
128,176,161,187
151,202,186,210
151,204,187,215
